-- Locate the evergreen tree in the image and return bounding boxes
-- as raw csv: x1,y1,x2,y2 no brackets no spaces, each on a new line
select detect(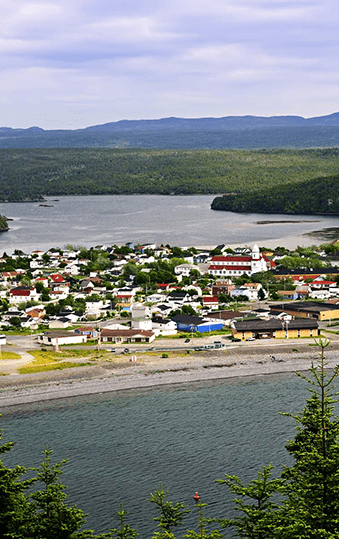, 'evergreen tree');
216,337,339,539
26,446,91,539
149,485,190,539
216,464,283,539
276,338,339,538
0,432,32,539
